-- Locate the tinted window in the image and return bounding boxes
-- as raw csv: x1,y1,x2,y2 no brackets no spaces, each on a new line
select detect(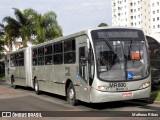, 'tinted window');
32,49,38,57
45,45,52,55
54,42,63,64
38,47,44,56
64,40,76,64
10,51,24,67
64,40,75,52
54,43,62,53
